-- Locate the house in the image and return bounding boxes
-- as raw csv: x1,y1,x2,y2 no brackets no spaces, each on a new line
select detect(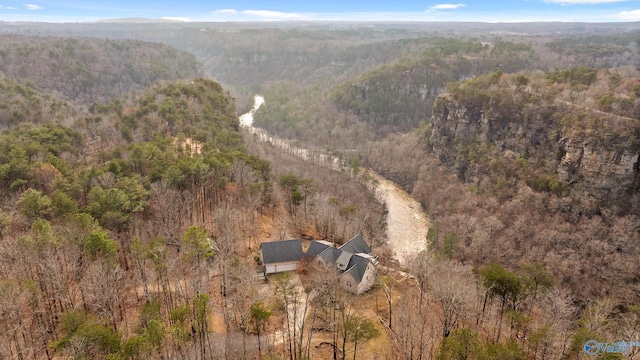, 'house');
340,253,377,295
312,235,378,295
258,235,377,295
260,239,304,274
